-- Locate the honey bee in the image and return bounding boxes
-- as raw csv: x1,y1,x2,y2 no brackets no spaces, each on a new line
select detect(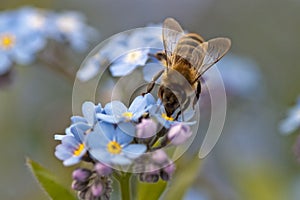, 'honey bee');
145,18,231,117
